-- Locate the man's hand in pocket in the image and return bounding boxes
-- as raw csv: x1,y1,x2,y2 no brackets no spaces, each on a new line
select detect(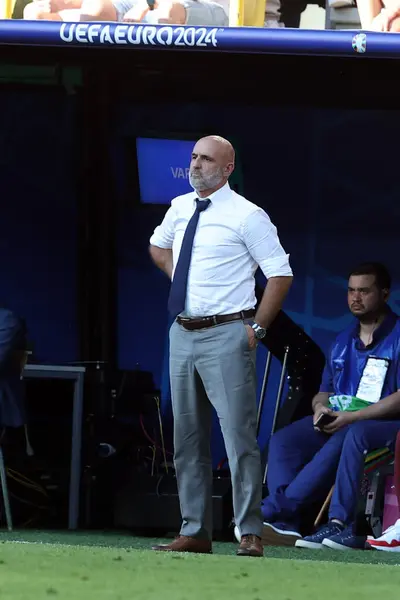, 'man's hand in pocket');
245,325,258,350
